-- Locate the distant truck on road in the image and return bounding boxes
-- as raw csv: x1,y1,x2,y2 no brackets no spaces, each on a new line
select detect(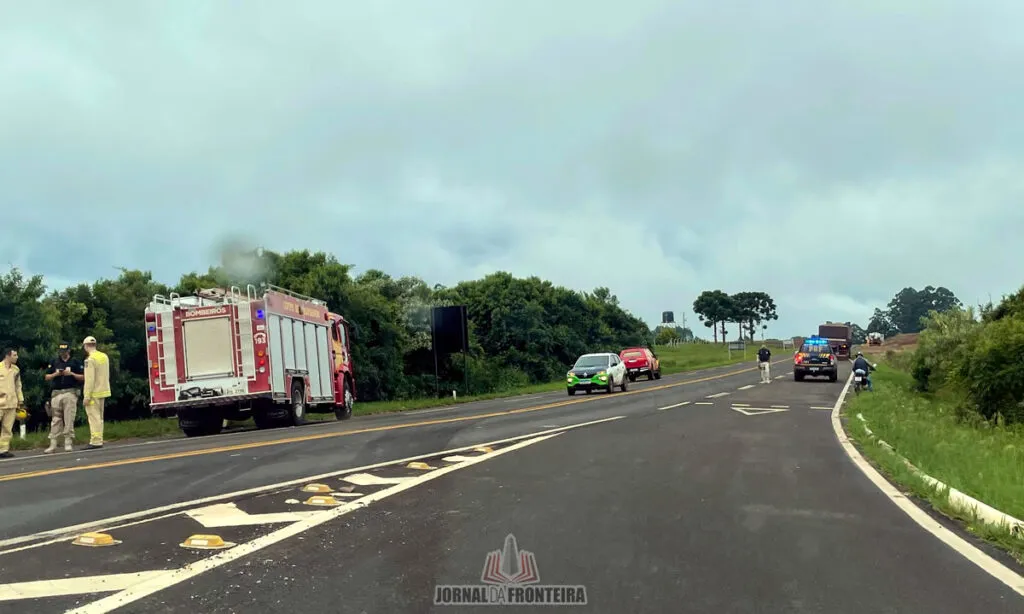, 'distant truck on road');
866,332,884,345
818,322,852,360
145,284,356,437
